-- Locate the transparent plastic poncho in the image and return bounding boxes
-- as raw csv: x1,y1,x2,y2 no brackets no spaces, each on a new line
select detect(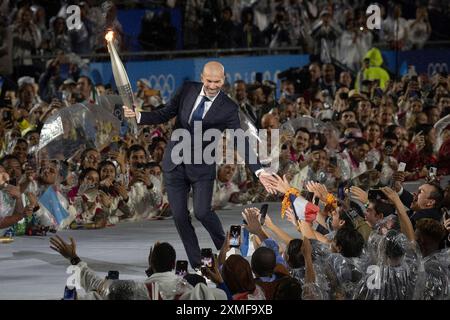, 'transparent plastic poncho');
37,102,121,161
354,230,422,300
